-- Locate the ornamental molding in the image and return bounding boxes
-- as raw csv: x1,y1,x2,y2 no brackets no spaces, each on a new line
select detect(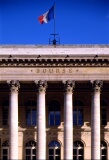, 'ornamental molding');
0,58,109,67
